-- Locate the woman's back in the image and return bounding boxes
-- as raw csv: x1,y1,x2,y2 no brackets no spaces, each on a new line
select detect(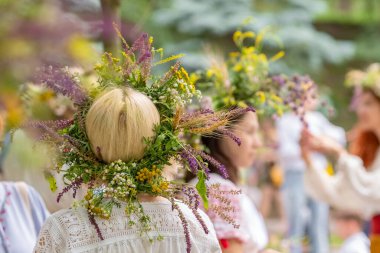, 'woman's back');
34,199,220,253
